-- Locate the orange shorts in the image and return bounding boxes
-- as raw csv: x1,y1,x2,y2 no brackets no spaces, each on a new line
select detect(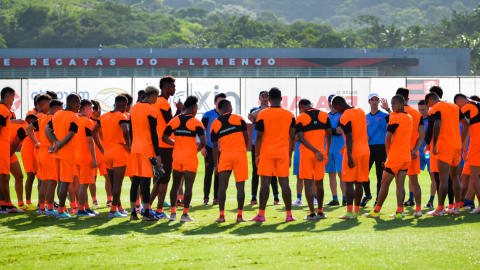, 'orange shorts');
131,153,154,178
173,158,199,173
37,147,57,181
53,158,74,183
468,145,480,167
299,151,325,181
10,153,18,164
217,152,248,182
125,152,133,177
463,161,470,175
0,150,9,175
104,146,128,170
407,152,420,175
437,148,461,167
257,157,290,178
385,160,411,175
342,154,370,182
96,161,107,176
21,150,37,173
74,164,95,184
430,152,438,173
